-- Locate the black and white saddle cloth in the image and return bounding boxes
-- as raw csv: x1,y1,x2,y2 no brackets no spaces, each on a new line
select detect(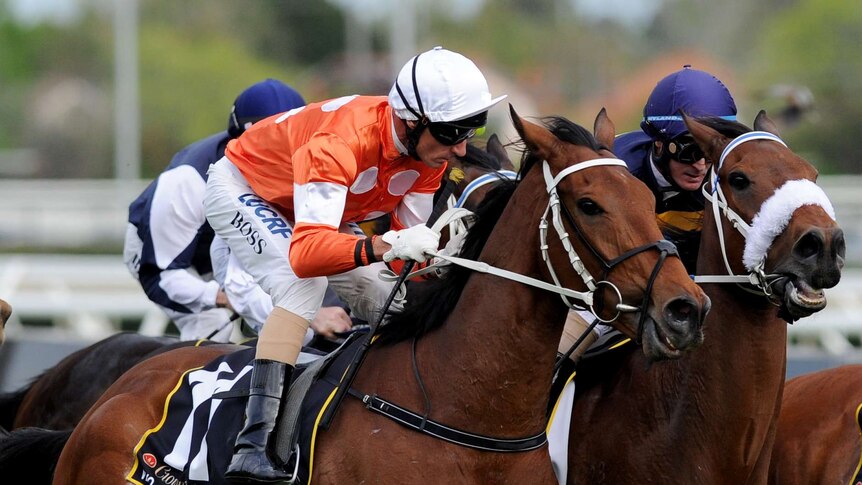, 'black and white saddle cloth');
127,335,365,485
